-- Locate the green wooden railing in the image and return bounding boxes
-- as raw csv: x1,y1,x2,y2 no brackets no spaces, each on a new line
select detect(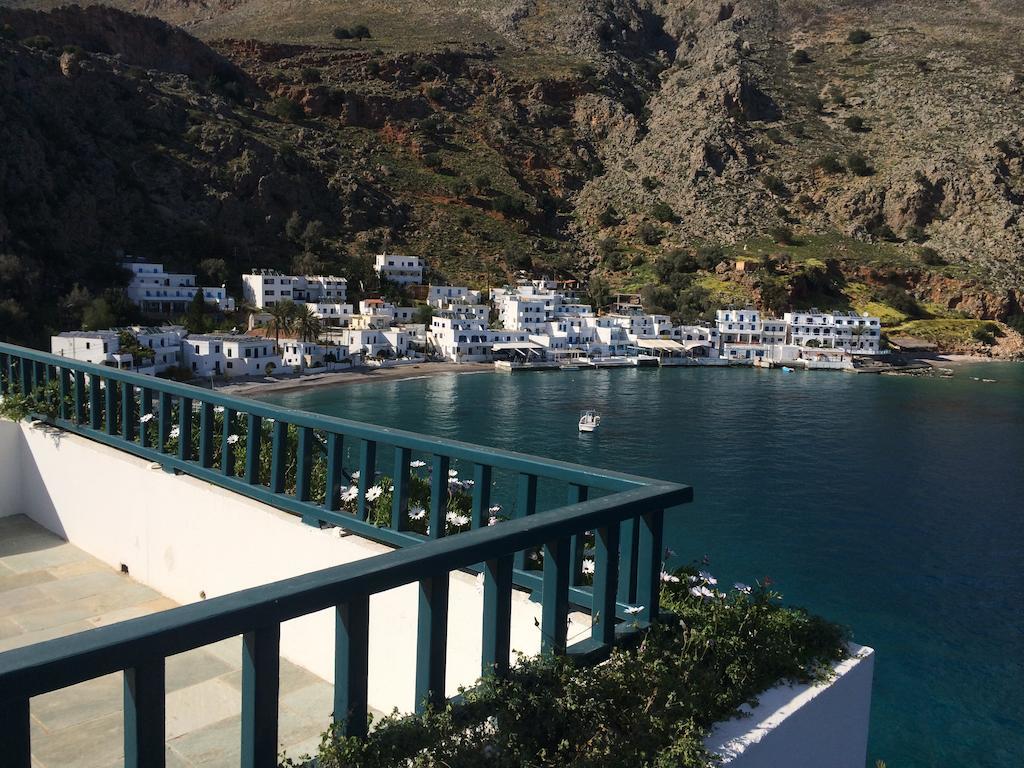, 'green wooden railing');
0,342,692,768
